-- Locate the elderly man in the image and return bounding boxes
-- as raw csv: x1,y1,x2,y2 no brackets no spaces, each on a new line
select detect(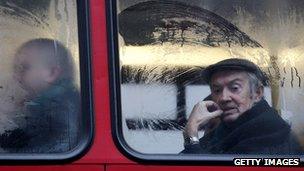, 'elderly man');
182,58,302,154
